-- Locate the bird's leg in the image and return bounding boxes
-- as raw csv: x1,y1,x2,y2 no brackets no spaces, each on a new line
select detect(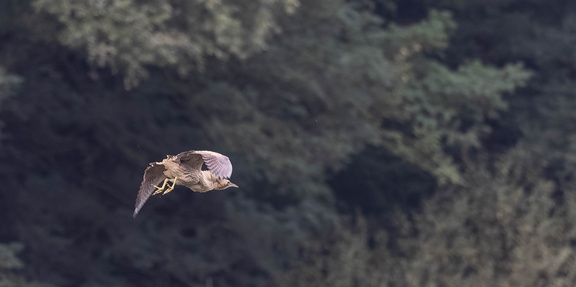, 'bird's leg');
162,177,178,195
152,178,170,195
